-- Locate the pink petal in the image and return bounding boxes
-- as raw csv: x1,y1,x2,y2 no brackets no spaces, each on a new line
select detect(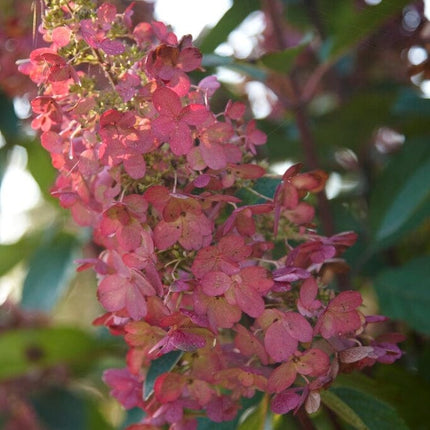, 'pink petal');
285,202,315,225
234,325,268,365
201,271,231,296
268,362,297,393
98,274,128,312
152,87,182,117
200,141,227,170
103,368,142,409
169,121,193,155
125,283,148,320
100,39,125,55
170,329,206,351
271,391,302,414
339,346,375,363
181,104,210,125
123,154,146,179
41,131,63,154
283,312,313,342
52,26,71,47
153,220,181,250
178,47,202,72
154,373,184,404
329,291,363,312
265,320,297,362
152,115,177,140
297,348,330,376
97,3,117,28
233,283,265,318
